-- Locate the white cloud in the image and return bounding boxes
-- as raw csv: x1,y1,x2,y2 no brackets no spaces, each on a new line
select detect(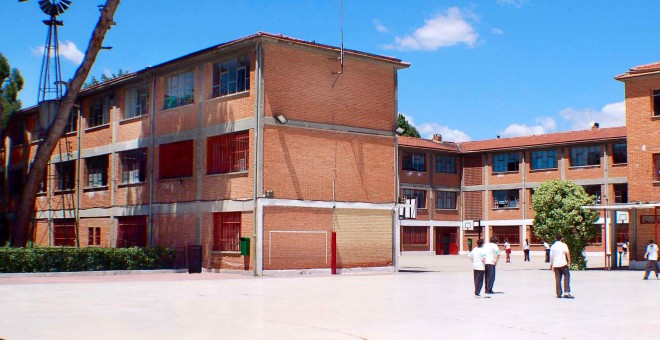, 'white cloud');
496,0,527,8
373,19,388,33
418,122,472,142
400,112,471,142
558,101,625,130
491,28,504,35
385,7,478,51
499,117,557,137
31,40,84,64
